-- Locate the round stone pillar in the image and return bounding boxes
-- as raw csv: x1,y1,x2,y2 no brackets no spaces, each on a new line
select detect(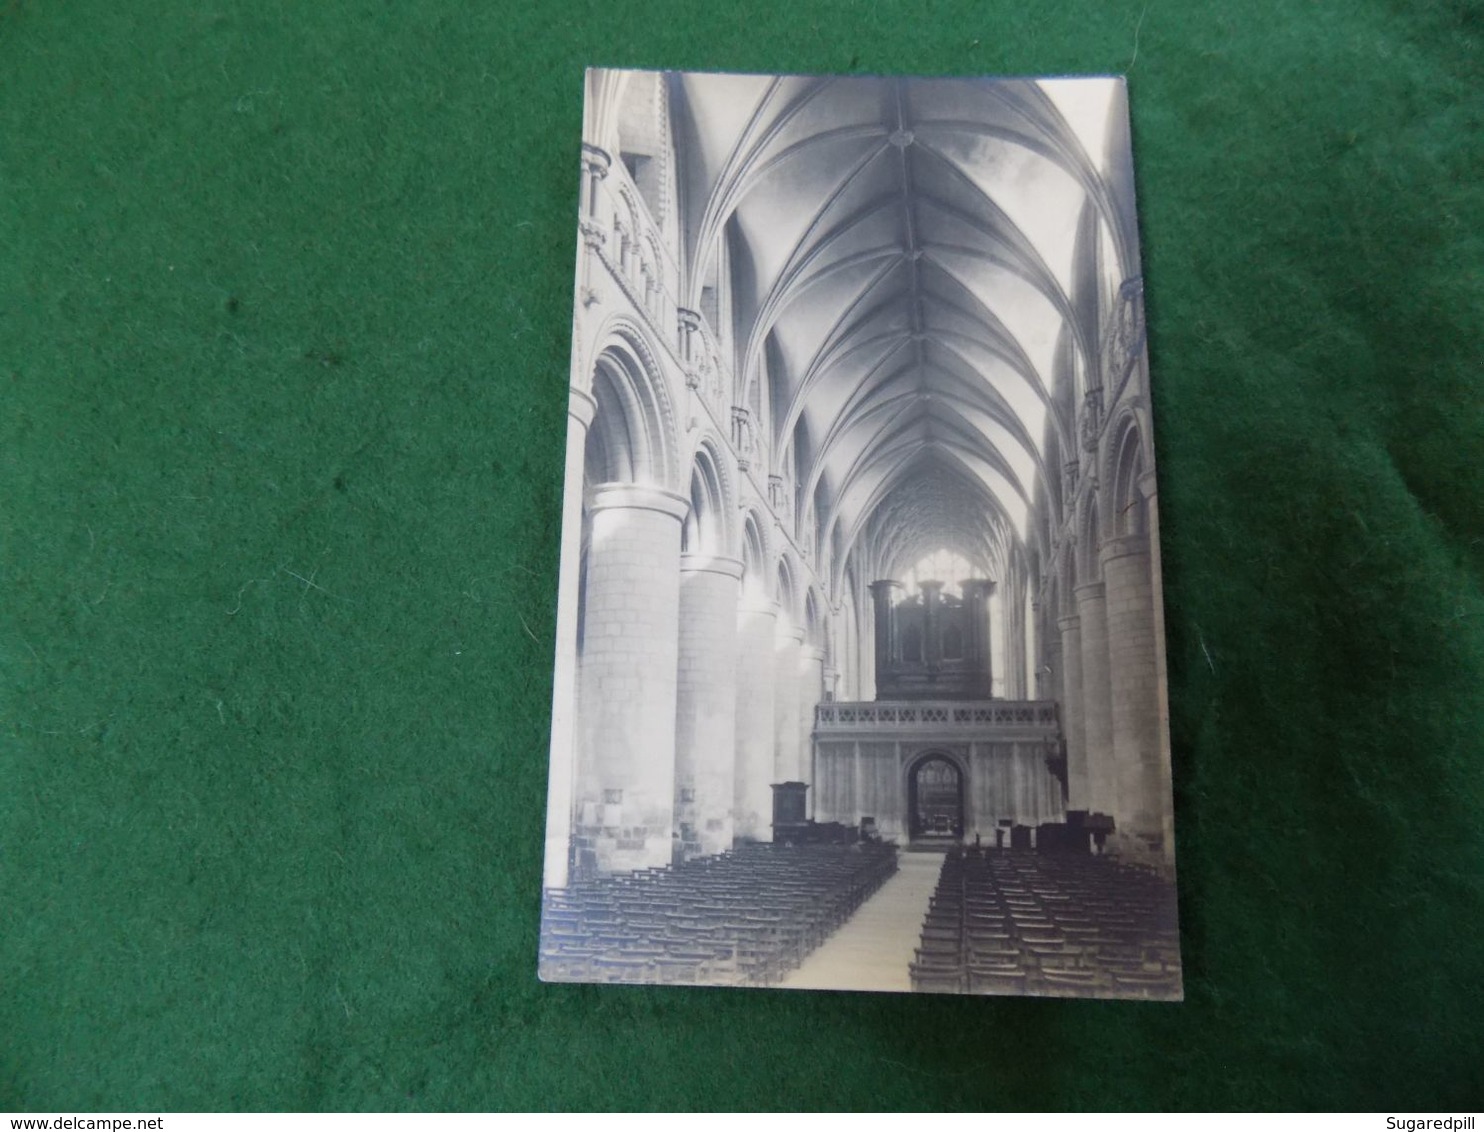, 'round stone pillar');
675,553,743,859
799,643,827,810
1103,533,1163,846
576,482,688,875
773,625,805,783
1141,471,1177,861
1075,580,1119,820
543,387,596,890
1057,612,1090,811
733,597,778,841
